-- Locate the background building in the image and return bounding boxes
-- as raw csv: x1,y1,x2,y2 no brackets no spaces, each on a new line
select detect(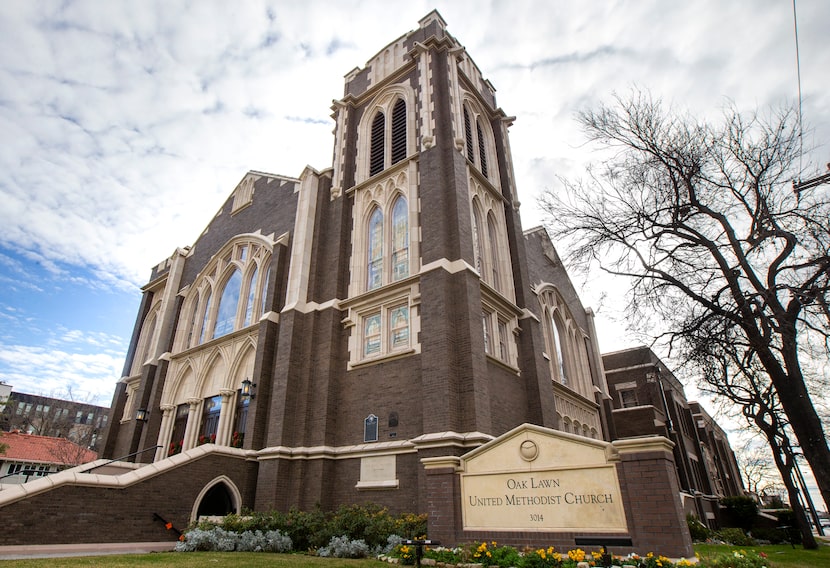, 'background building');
602,346,745,527
0,388,109,452
0,431,98,484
